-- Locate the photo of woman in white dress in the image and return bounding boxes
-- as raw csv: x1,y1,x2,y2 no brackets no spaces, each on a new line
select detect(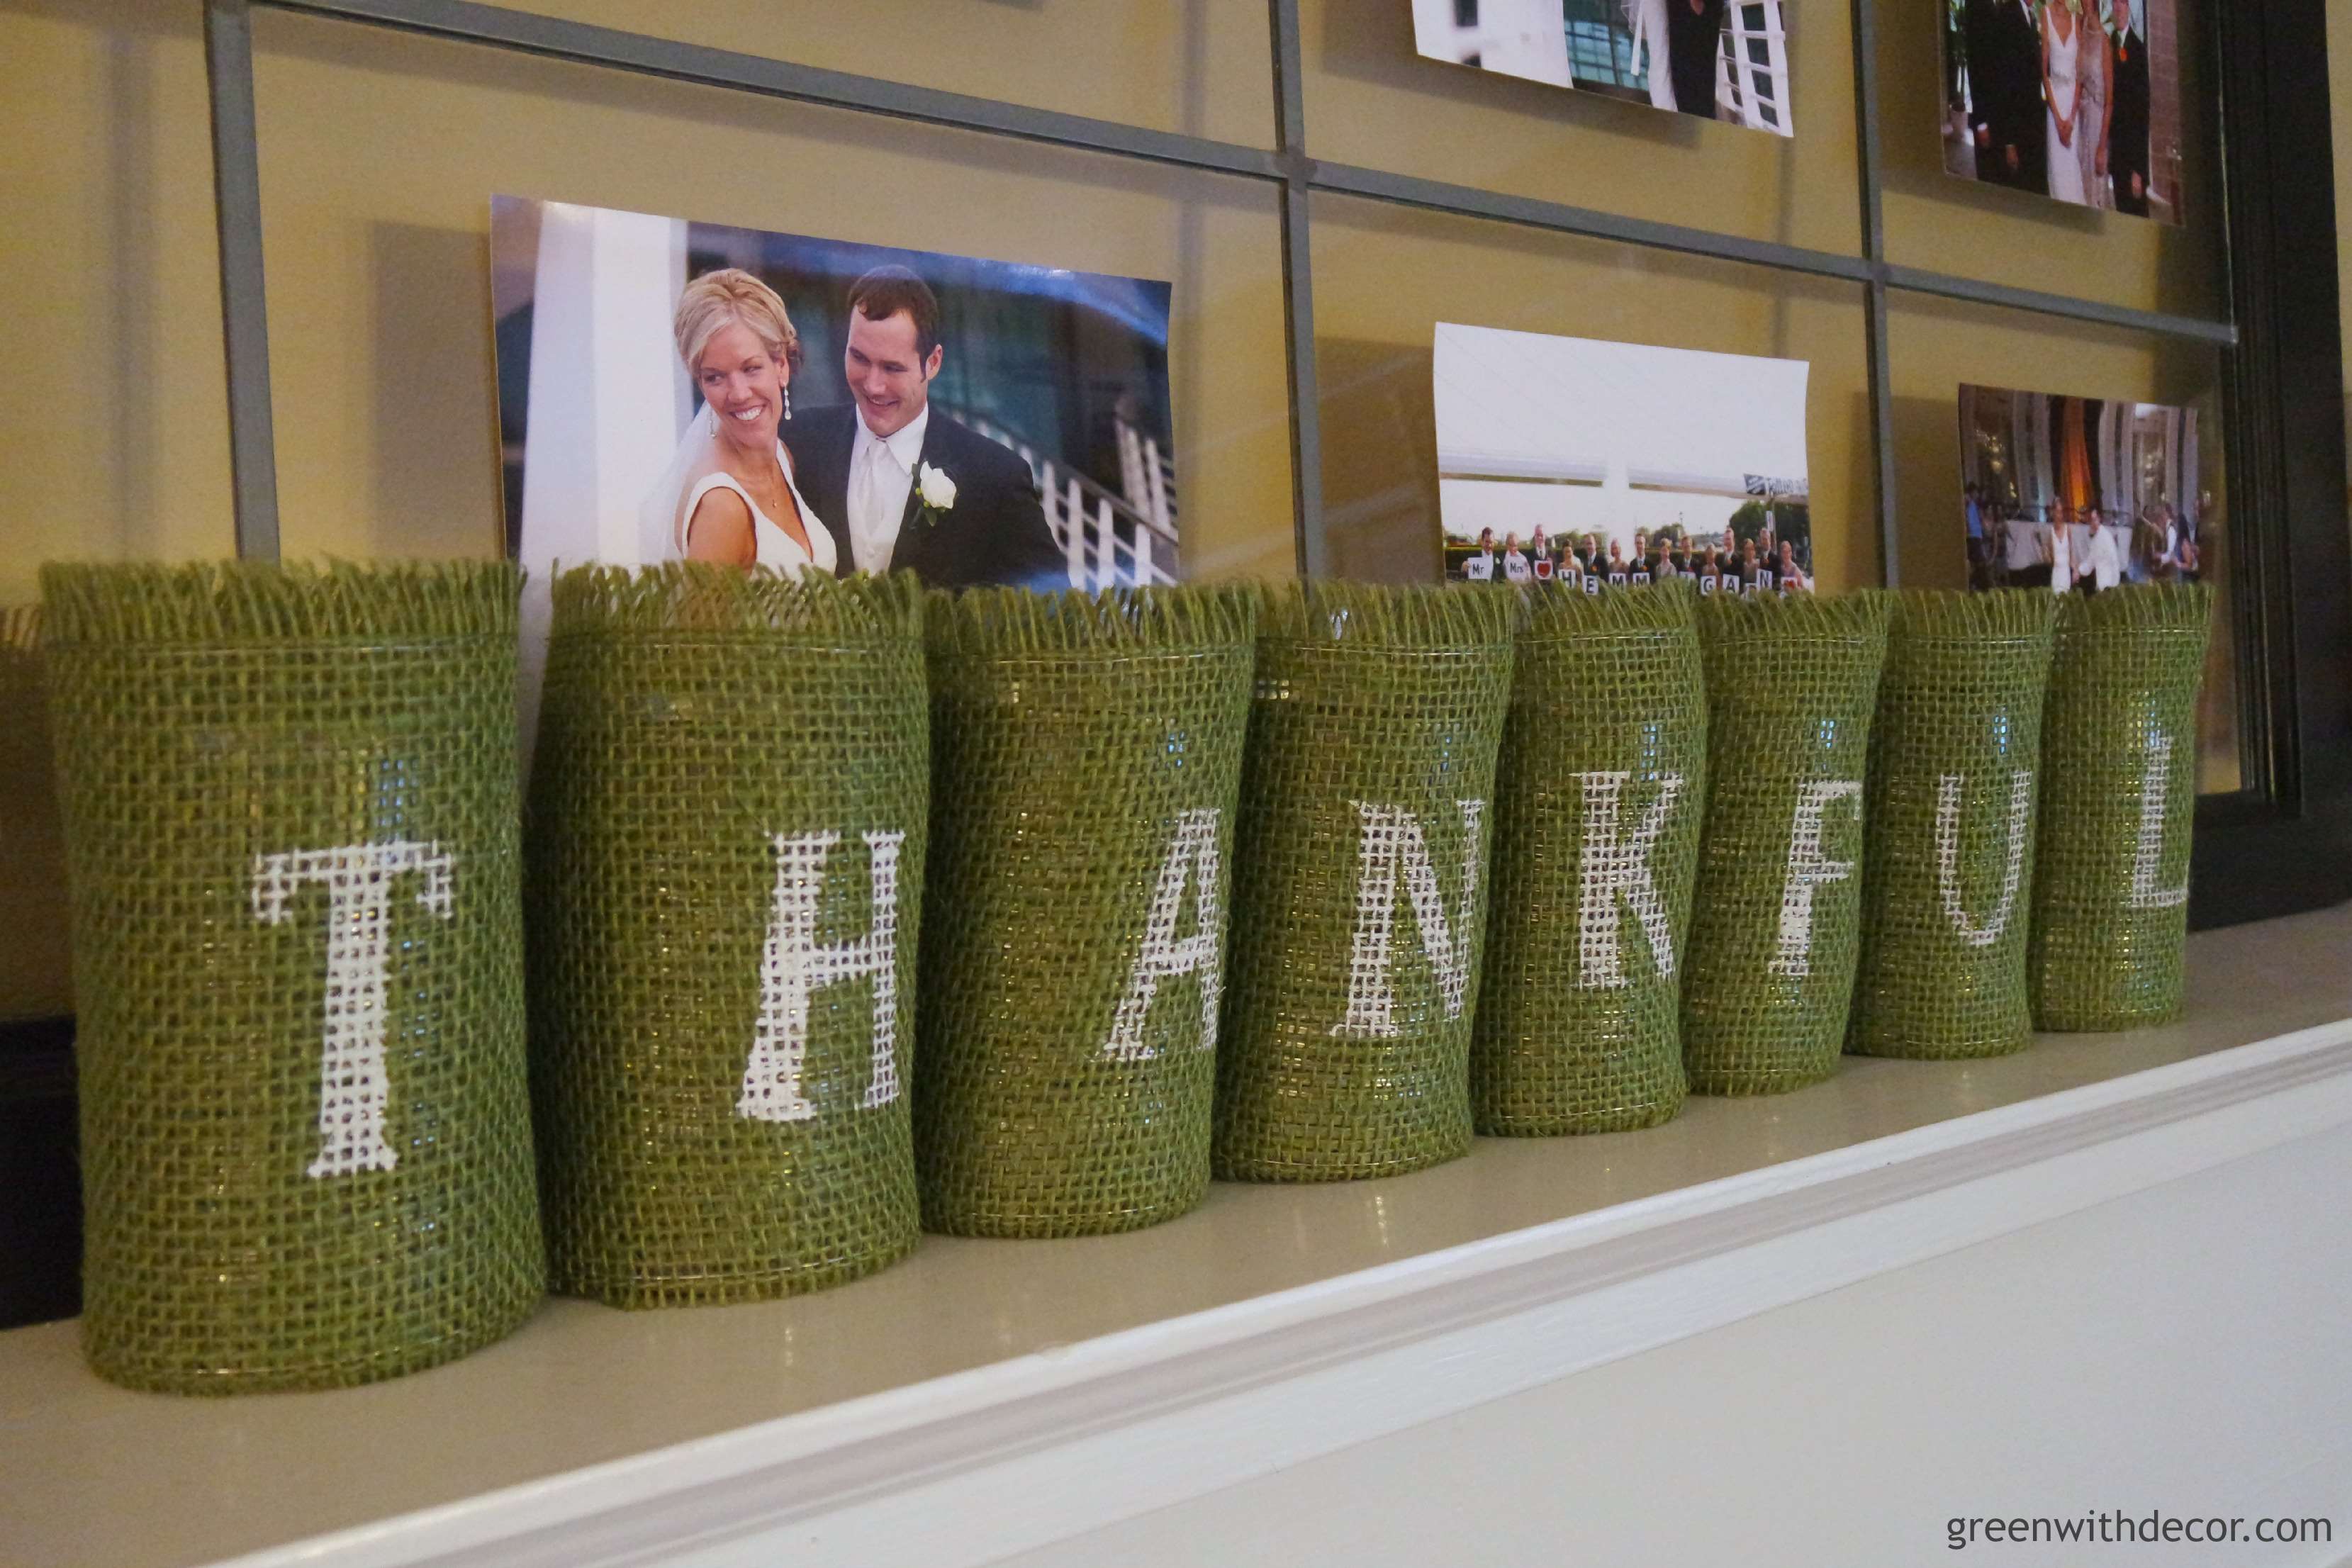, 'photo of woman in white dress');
2040,0,2088,205
640,268,839,573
